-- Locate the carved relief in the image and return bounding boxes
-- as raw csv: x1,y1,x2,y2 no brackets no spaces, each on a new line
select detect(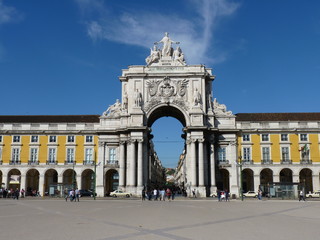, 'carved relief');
213,98,233,116
102,99,122,118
